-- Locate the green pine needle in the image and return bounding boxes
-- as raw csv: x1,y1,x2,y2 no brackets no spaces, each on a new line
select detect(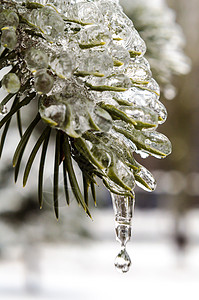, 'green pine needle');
13,113,41,167
14,140,28,183
16,110,23,138
0,118,11,158
83,173,89,206
62,134,91,218
0,93,16,107
63,159,70,206
54,130,61,220
23,126,51,187
90,181,97,206
0,95,19,158
38,127,51,209
0,92,37,130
